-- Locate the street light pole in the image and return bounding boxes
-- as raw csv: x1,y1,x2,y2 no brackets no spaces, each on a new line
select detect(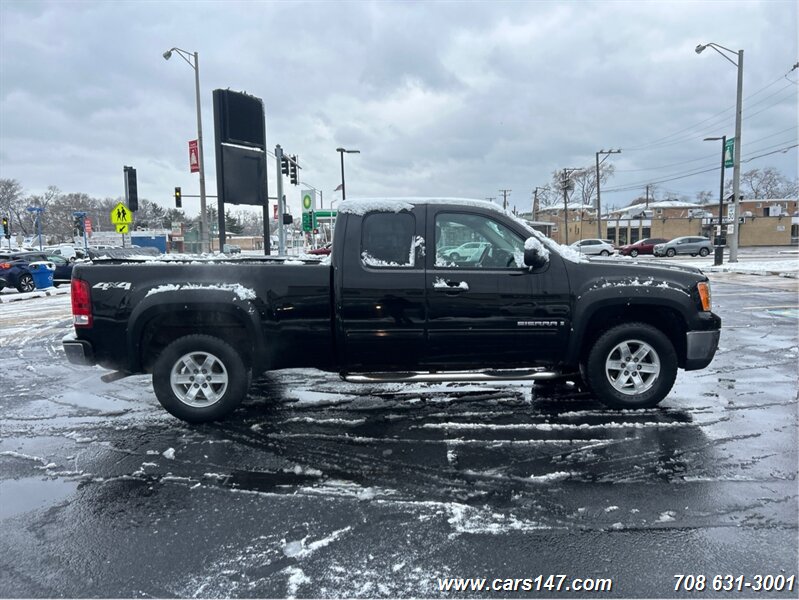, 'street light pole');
595,149,621,239
561,168,580,245
696,42,744,262
336,147,360,201
704,136,727,266
163,47,209,253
